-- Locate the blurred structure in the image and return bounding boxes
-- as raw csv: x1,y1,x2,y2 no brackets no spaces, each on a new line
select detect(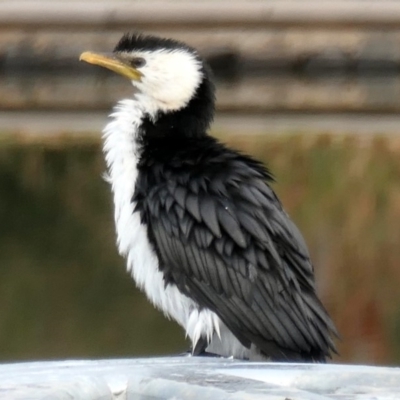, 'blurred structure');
1,1,400,366
2,1,400,133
